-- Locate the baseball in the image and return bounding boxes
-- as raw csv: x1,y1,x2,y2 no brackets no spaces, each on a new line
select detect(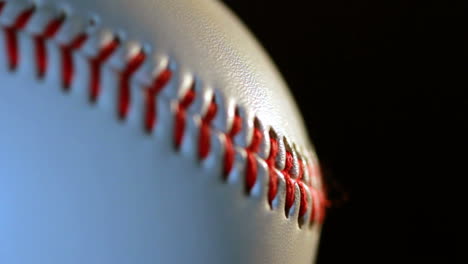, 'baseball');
0,0,327,263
